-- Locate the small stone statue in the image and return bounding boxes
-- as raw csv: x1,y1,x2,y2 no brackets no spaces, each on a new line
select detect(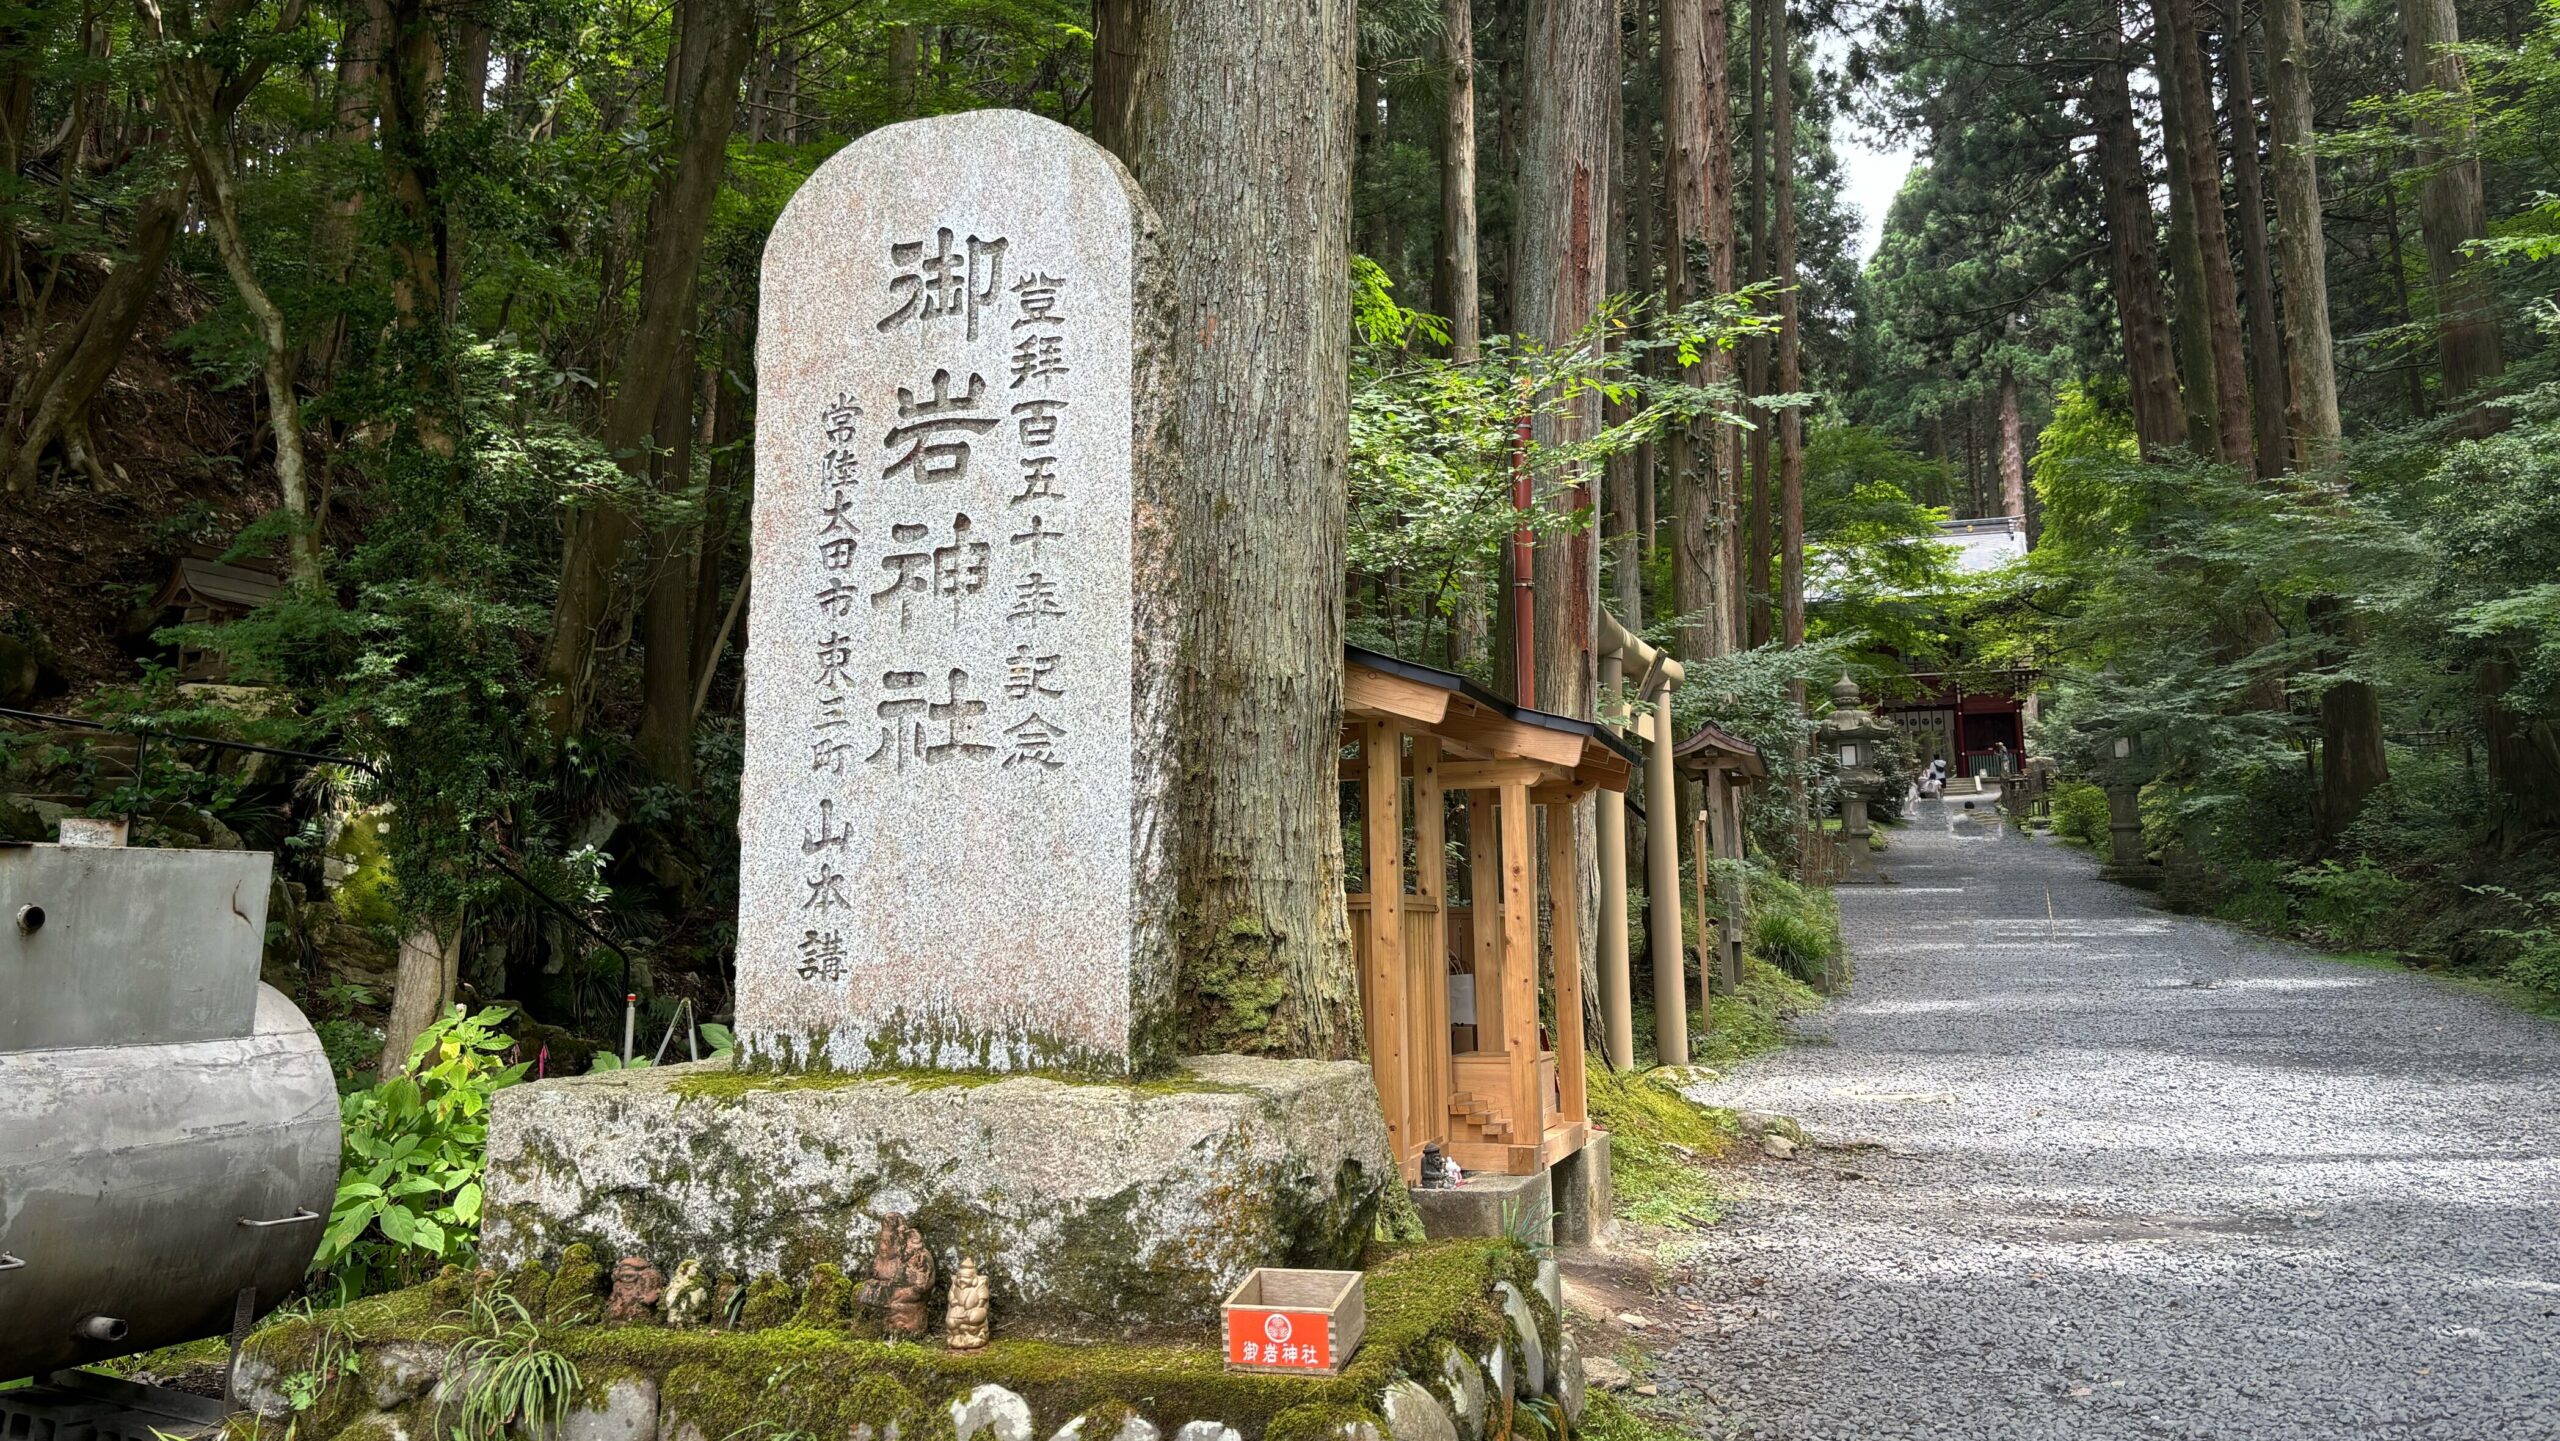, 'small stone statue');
662,1258,712,1327
857,1213,937,1338
605,1256,664,1324
1419,1143,1460,1191
944,1256,991,1350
